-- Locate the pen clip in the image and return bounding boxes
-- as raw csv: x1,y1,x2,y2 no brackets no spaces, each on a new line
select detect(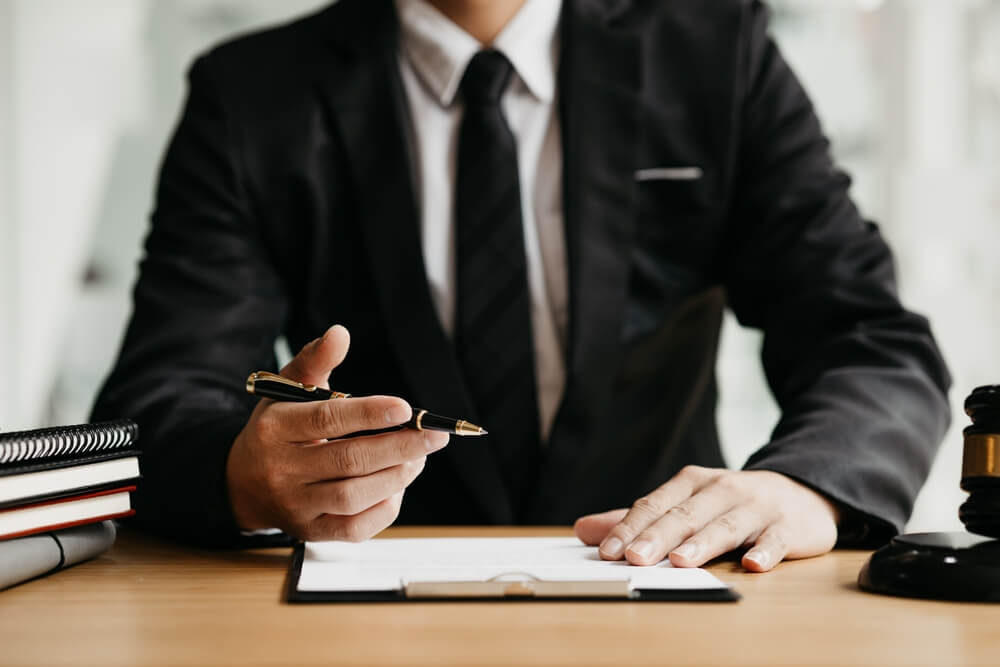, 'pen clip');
245,371,350,398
